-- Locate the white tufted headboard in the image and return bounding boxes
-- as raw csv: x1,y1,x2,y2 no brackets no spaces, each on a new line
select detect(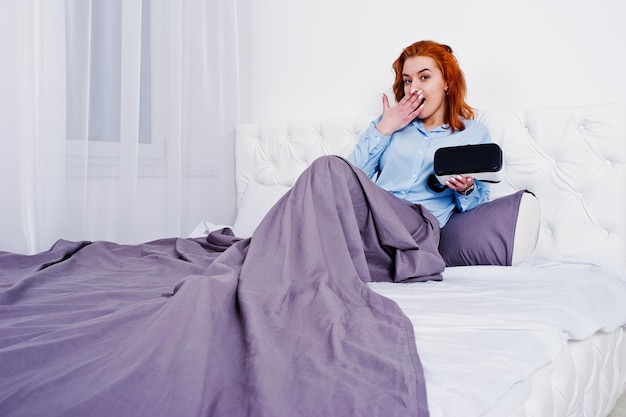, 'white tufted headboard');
234,103,626,266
